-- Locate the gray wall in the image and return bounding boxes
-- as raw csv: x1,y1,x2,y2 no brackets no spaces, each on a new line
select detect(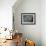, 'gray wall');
13,0,41,46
